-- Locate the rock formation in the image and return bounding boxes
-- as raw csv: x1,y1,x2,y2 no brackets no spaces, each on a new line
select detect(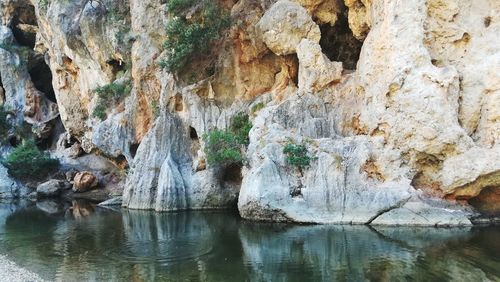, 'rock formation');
0,0,498,225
